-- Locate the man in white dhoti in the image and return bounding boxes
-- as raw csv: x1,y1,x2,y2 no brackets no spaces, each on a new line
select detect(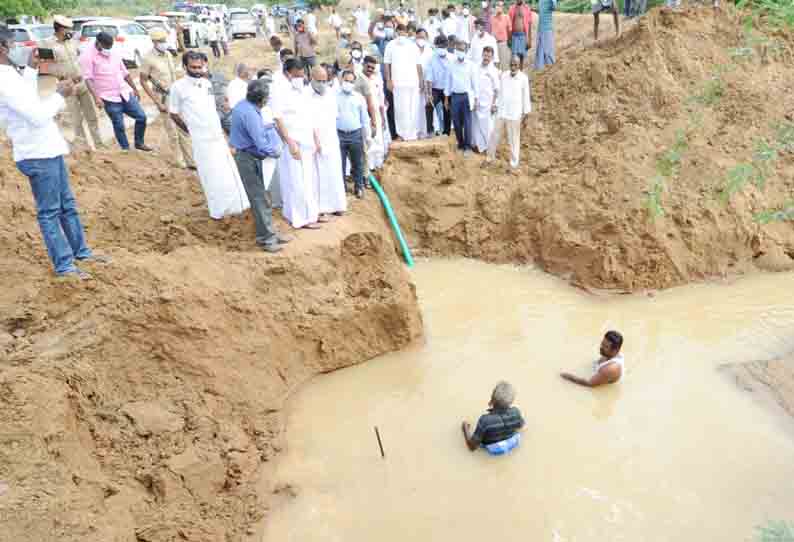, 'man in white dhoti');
272,58,321,229
308,66,346,217
486,56,531,169
472,46,499,153
384,24,423,141
354,6,370,37
469,18,499,66
169,51,249,220
363,55,387,170
414,28,434,139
